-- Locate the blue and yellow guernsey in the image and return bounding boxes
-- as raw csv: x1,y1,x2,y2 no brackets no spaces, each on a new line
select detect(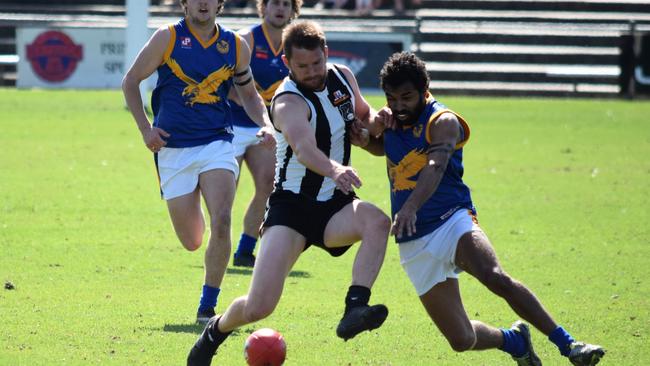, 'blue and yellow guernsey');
151,19,241,148
230,23,288,127
384,96,475,243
